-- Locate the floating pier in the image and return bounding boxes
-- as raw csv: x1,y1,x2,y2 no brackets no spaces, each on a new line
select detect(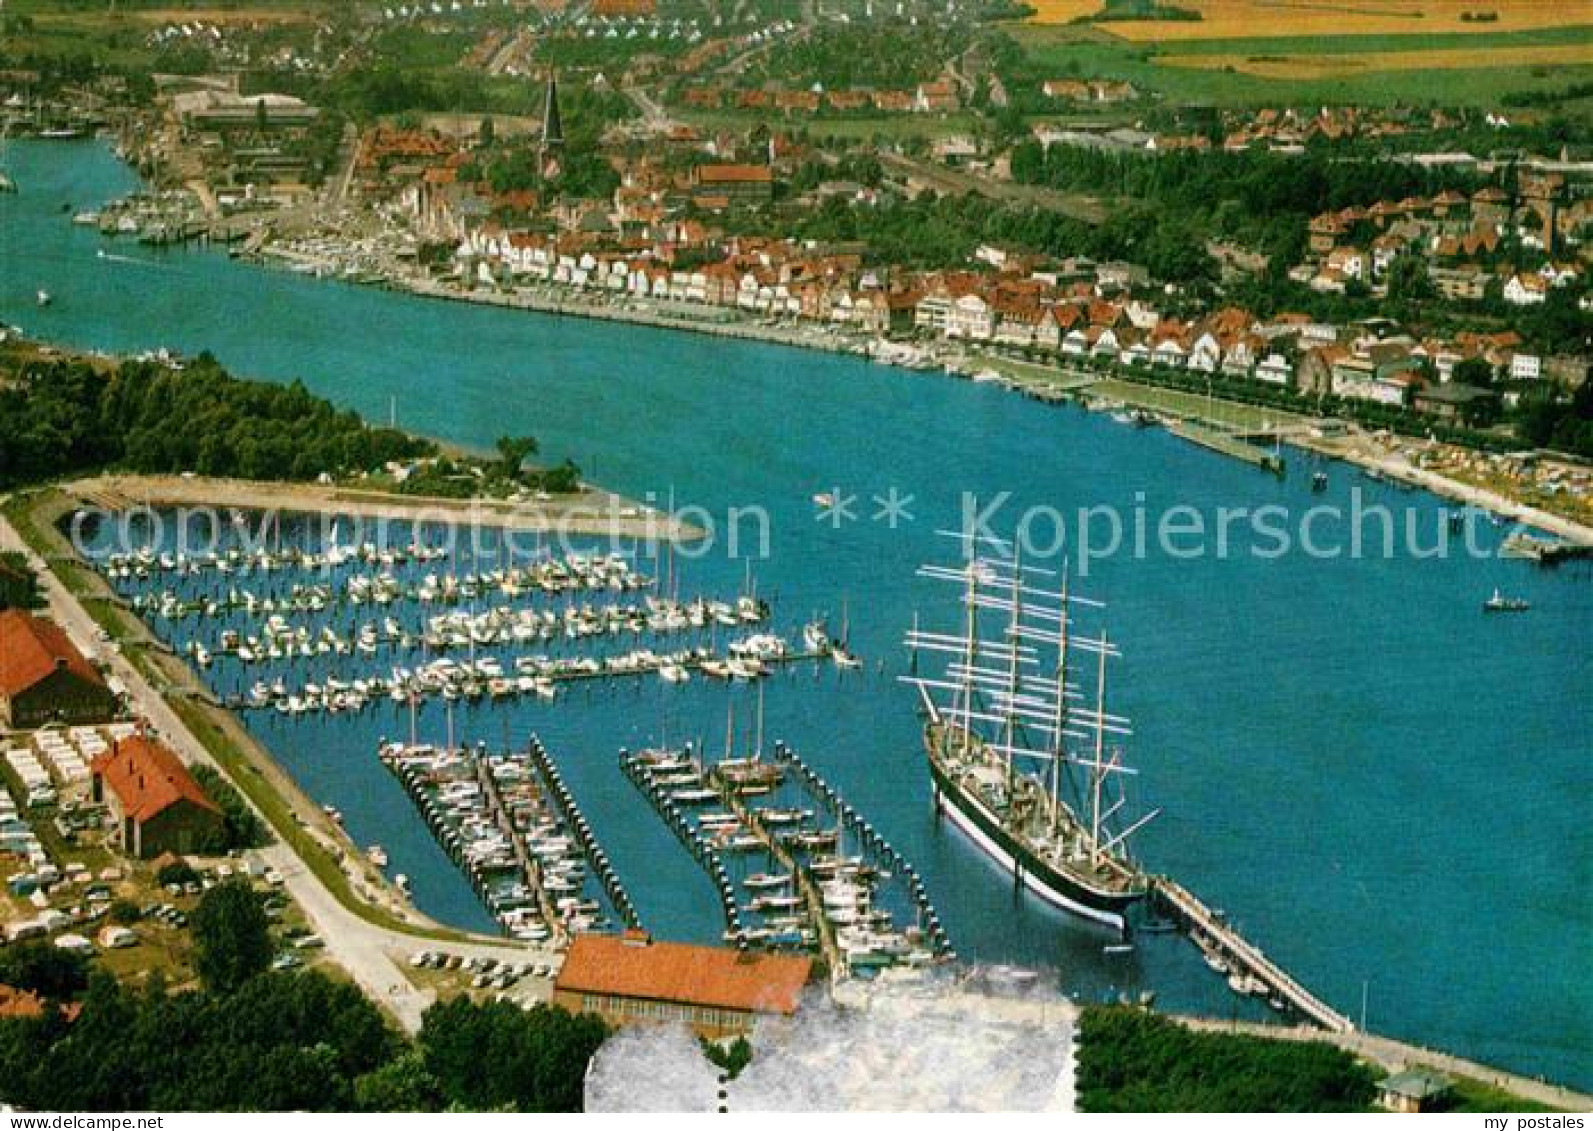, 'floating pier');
379,740,627,945
1167,421,1284,475
522,737,639,930
767,744,954,967
624,740,950,978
